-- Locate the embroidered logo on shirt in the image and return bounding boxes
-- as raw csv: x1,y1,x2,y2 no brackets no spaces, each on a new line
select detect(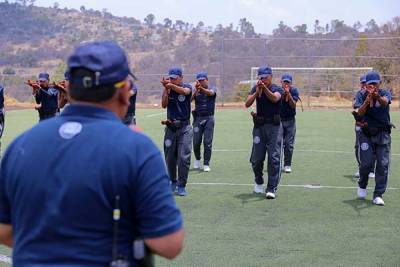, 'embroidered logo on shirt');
194,126,199,133
59,122,82,139
165,139,172,147
178,95,186,102
361,143,369,151
253,136,261,144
